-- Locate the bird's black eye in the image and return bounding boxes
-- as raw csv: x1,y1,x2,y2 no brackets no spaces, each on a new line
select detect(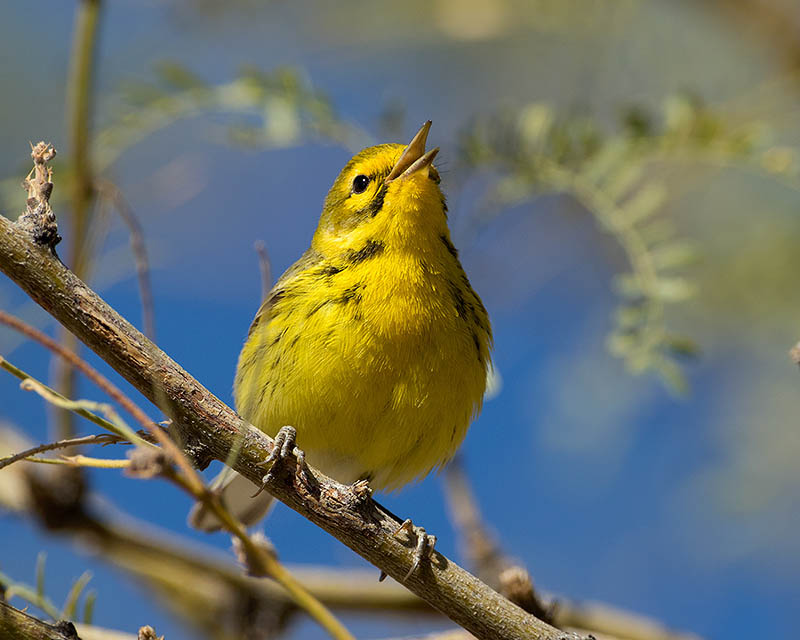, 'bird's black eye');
352,174,370,194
